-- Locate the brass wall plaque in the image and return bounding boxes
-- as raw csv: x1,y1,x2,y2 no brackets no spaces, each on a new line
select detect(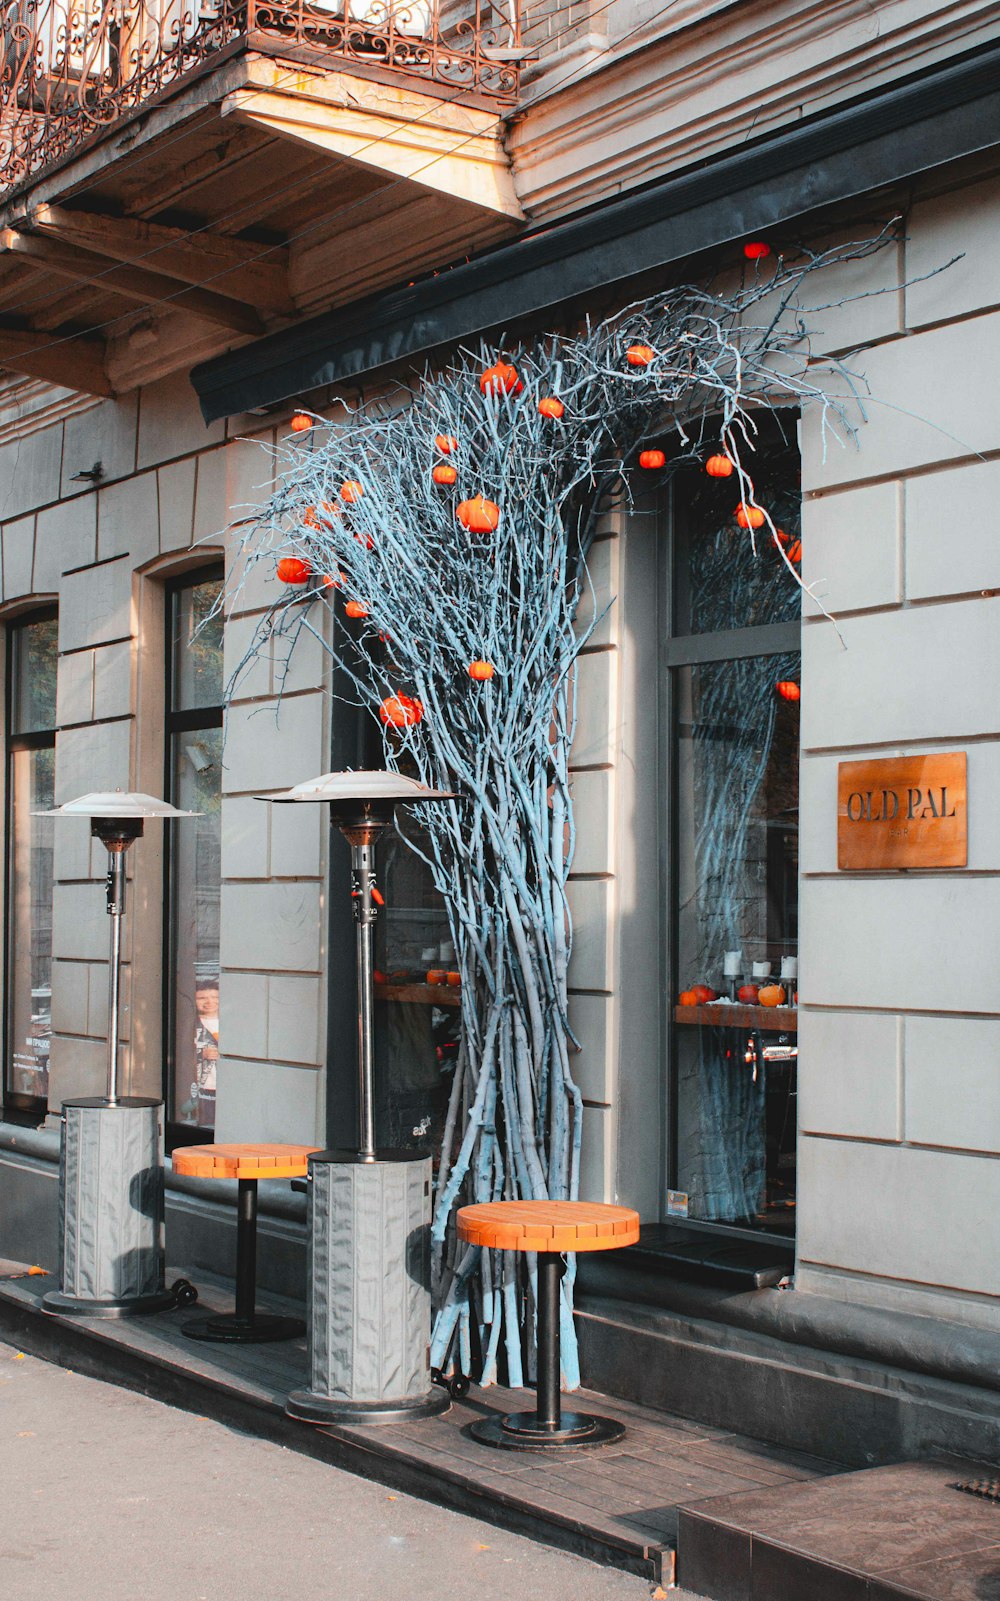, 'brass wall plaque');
837,753,967,870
